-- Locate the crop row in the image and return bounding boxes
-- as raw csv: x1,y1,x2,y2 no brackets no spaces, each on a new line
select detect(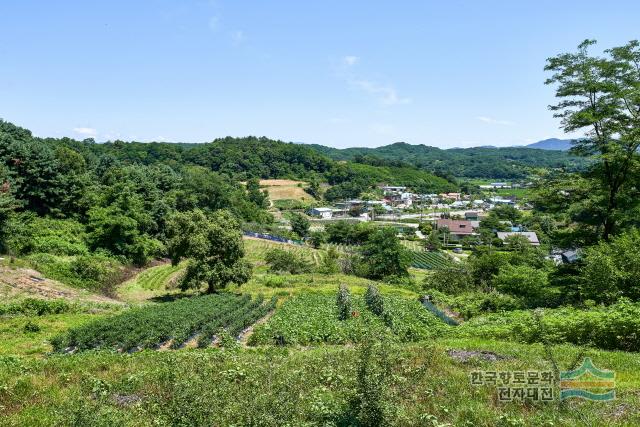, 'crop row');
134,263,183,290
248,293,451,346
52,294,274,352
411,251,453,270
